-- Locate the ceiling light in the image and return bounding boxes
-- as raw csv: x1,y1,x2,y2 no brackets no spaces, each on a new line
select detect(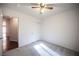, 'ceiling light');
32,3,53,14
